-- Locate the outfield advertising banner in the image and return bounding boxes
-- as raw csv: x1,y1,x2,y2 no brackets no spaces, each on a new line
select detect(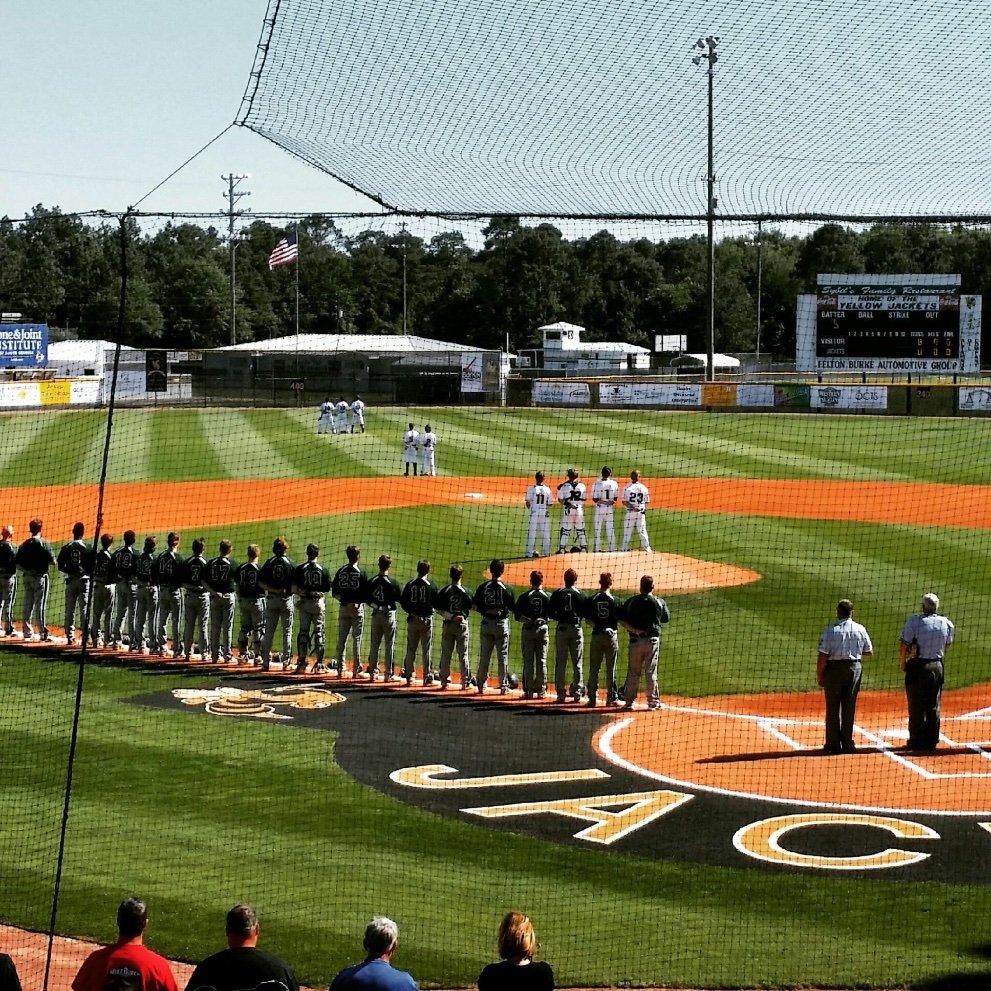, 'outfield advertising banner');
600,382,701,406
810,385,888,410
737,384,776,407
0,323,48,367
533,380,591,405
702,383,736,407
460,353,484,392
774,384,811,408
